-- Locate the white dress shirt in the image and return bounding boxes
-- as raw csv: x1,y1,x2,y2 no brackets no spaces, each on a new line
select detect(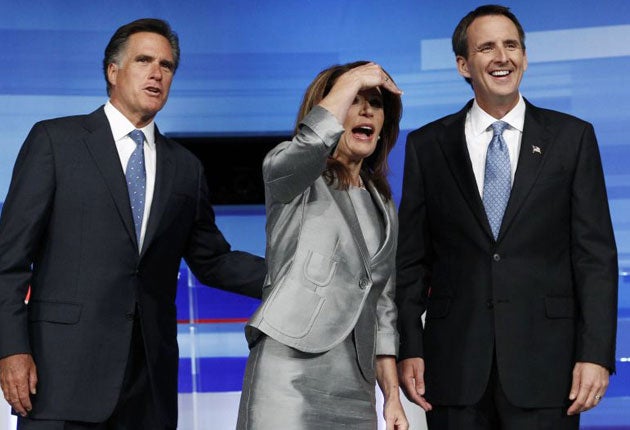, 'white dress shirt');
465,95,526,197
104,101,157,251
